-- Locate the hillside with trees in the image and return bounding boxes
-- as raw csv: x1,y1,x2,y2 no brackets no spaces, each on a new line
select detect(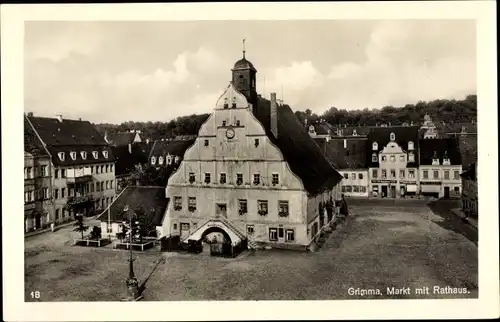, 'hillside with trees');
95,95,477,139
